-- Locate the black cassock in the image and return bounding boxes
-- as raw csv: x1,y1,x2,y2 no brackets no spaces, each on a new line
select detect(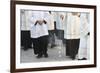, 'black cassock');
66,39,80,59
